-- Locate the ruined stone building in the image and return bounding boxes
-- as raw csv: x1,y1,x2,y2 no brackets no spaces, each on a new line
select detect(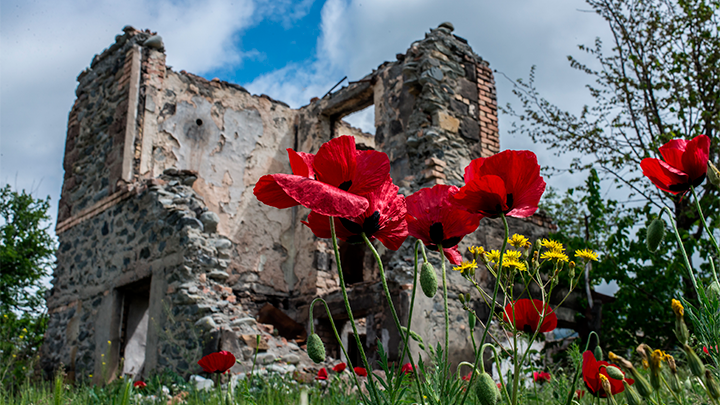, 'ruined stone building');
42,23,563,382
